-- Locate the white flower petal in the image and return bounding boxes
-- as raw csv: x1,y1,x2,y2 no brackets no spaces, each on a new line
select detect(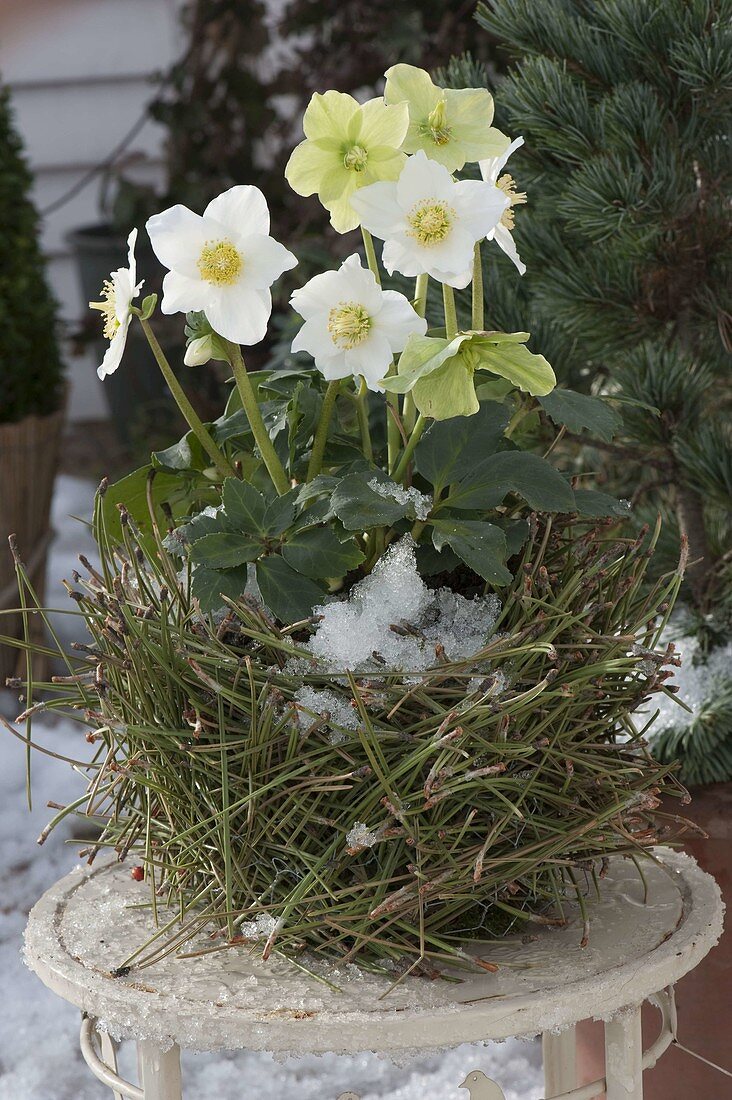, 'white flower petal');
97,318,130,379
432,262,474,290
382,223,476,286
479,136,524,184
291,268,348,319
376,291,428,351
345,330,393,388
291,254,382,322
160,271,208,315
489,222,526,275
126,228,138,284
206,285,271,345
425,223,477,273
395,150,454,208
111,271,133,323
240,234,297,290
146,205,208,278
454,179,509,240
349,181,404,241
291,315,334,359
318,355,353,382
382,237,423,279
204,185,270,236
184,335,214,366
334,254,383,313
